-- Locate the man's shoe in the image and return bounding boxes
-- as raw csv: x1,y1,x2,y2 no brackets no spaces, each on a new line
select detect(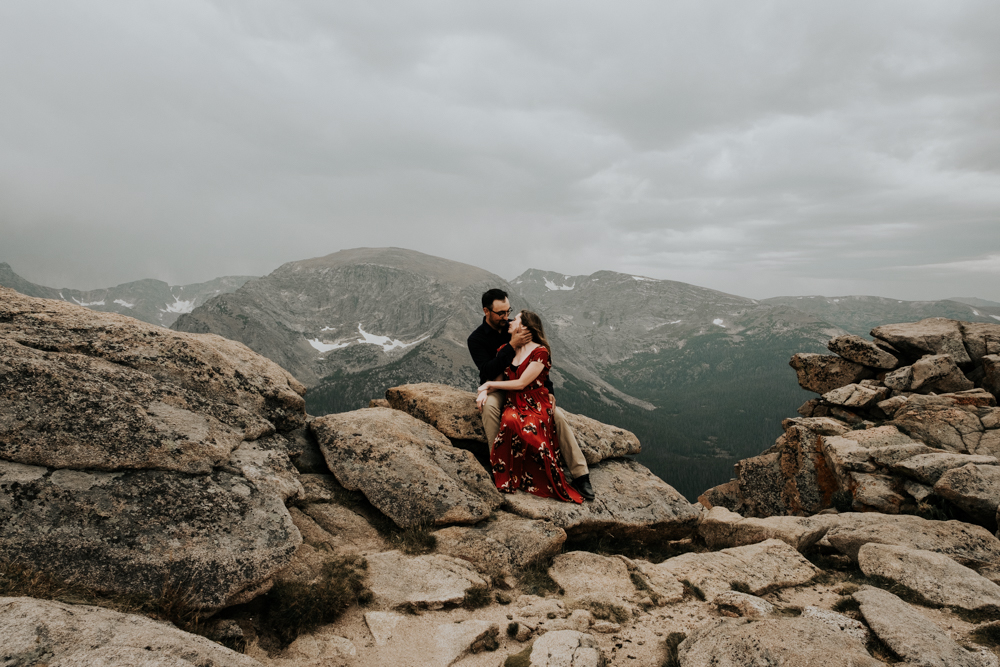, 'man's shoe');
572,474,596,501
